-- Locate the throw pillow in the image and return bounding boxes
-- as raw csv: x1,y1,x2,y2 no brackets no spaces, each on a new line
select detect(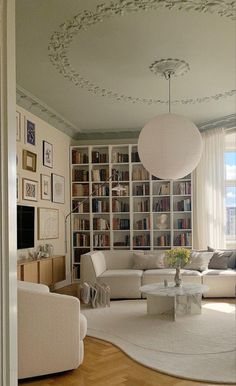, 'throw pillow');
185,251,214,272
133,252,165,270
208,247,236,269
208,250,235,269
